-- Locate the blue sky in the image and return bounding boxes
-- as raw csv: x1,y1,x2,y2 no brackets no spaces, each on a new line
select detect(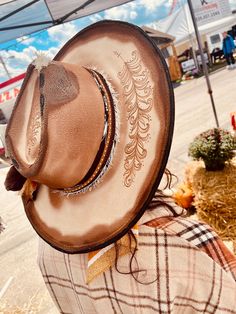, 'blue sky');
0,0,236,83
